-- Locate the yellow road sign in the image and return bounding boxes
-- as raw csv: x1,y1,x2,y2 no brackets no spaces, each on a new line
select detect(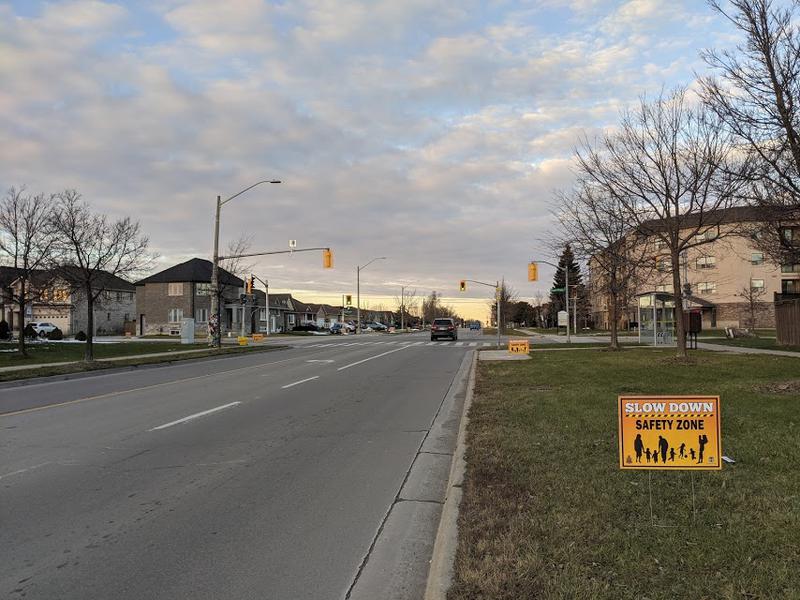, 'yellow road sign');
508,339,529,354
618,395,721,470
